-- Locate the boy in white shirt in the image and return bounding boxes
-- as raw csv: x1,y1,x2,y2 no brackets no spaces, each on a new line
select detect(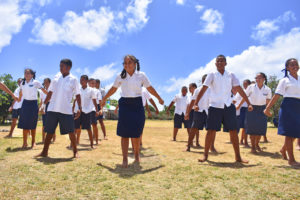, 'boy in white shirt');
95,79,107,139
